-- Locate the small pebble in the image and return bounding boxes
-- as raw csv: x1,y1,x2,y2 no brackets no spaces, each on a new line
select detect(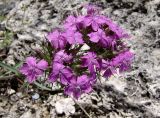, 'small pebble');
0,31,4,37
32,93,40,100
10,94,19,102
7,89,16,95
